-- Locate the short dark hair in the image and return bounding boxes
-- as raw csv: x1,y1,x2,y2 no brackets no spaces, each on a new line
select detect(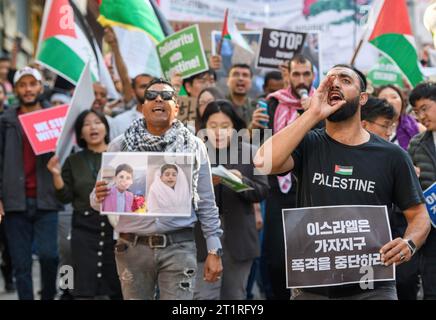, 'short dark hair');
74,110,110,149
376,84,406,114
161,164,178,175
229,63,252,77
332,64,367,92
289,54,313,72
361,97,396,122
115,163,133,176
200,99,247,131
409,82,436,107
263,71,283,89
196,87,225,118
132,73,154,89
144,78,176,97
183,71,207,86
